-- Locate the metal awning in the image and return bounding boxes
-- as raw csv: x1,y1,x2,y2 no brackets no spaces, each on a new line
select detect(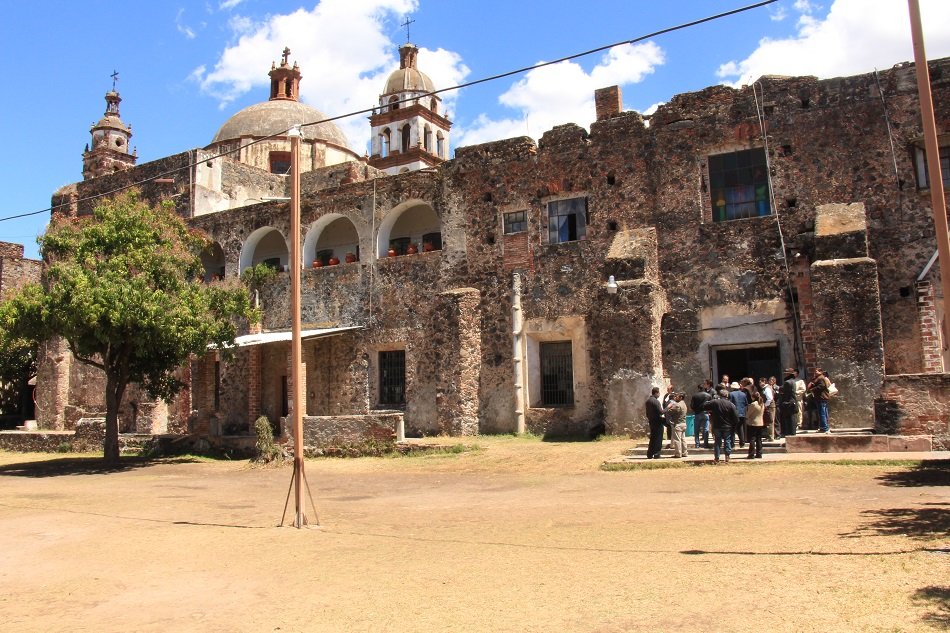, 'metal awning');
211,325,363,349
